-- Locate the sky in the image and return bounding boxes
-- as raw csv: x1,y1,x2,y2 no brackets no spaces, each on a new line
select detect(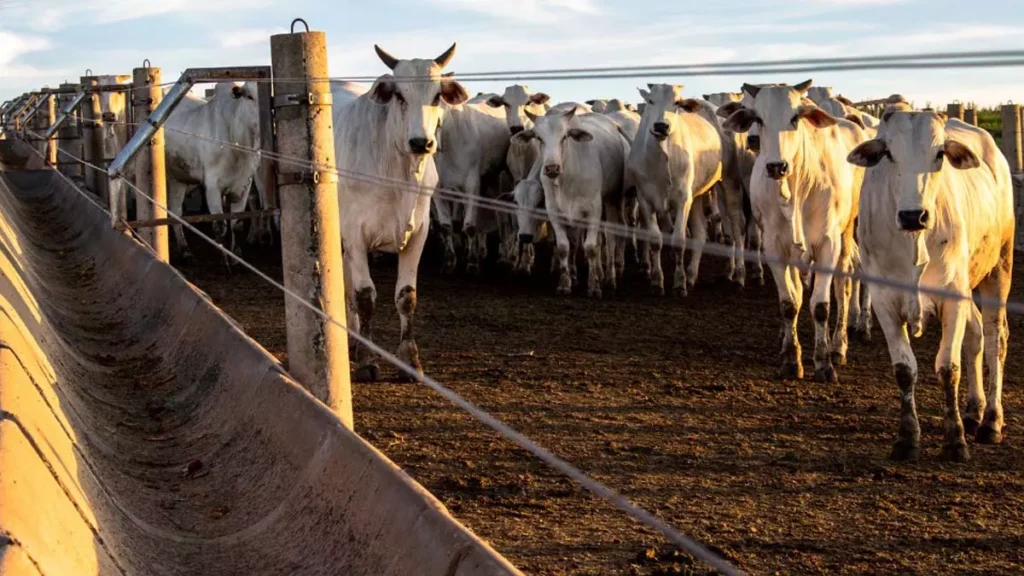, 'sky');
1,0,1023,108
